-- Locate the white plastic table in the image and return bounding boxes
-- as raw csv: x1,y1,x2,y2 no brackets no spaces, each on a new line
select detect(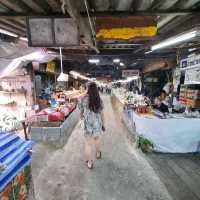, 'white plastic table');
131,111,200,153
